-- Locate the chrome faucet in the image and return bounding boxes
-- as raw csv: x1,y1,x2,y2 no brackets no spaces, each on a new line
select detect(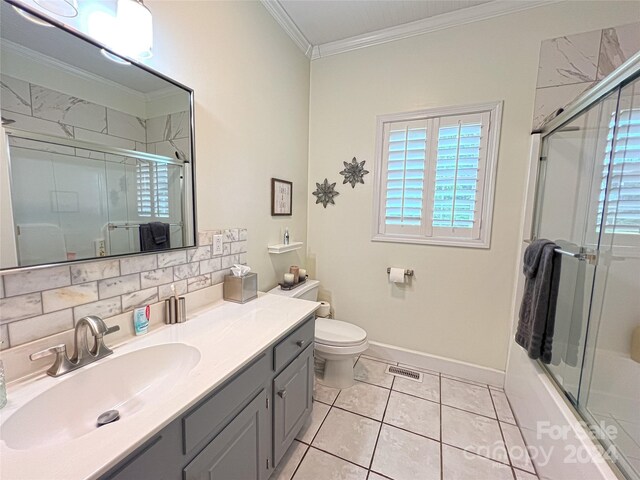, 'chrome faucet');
30,315,120,377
